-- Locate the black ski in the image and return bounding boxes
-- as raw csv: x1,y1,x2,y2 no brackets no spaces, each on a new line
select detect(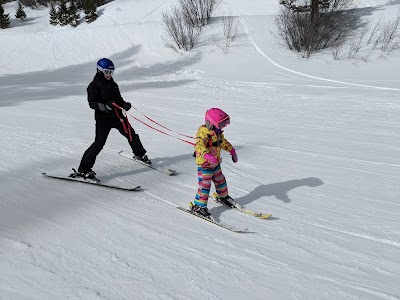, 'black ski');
118,150,176,176
42,173,141,191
